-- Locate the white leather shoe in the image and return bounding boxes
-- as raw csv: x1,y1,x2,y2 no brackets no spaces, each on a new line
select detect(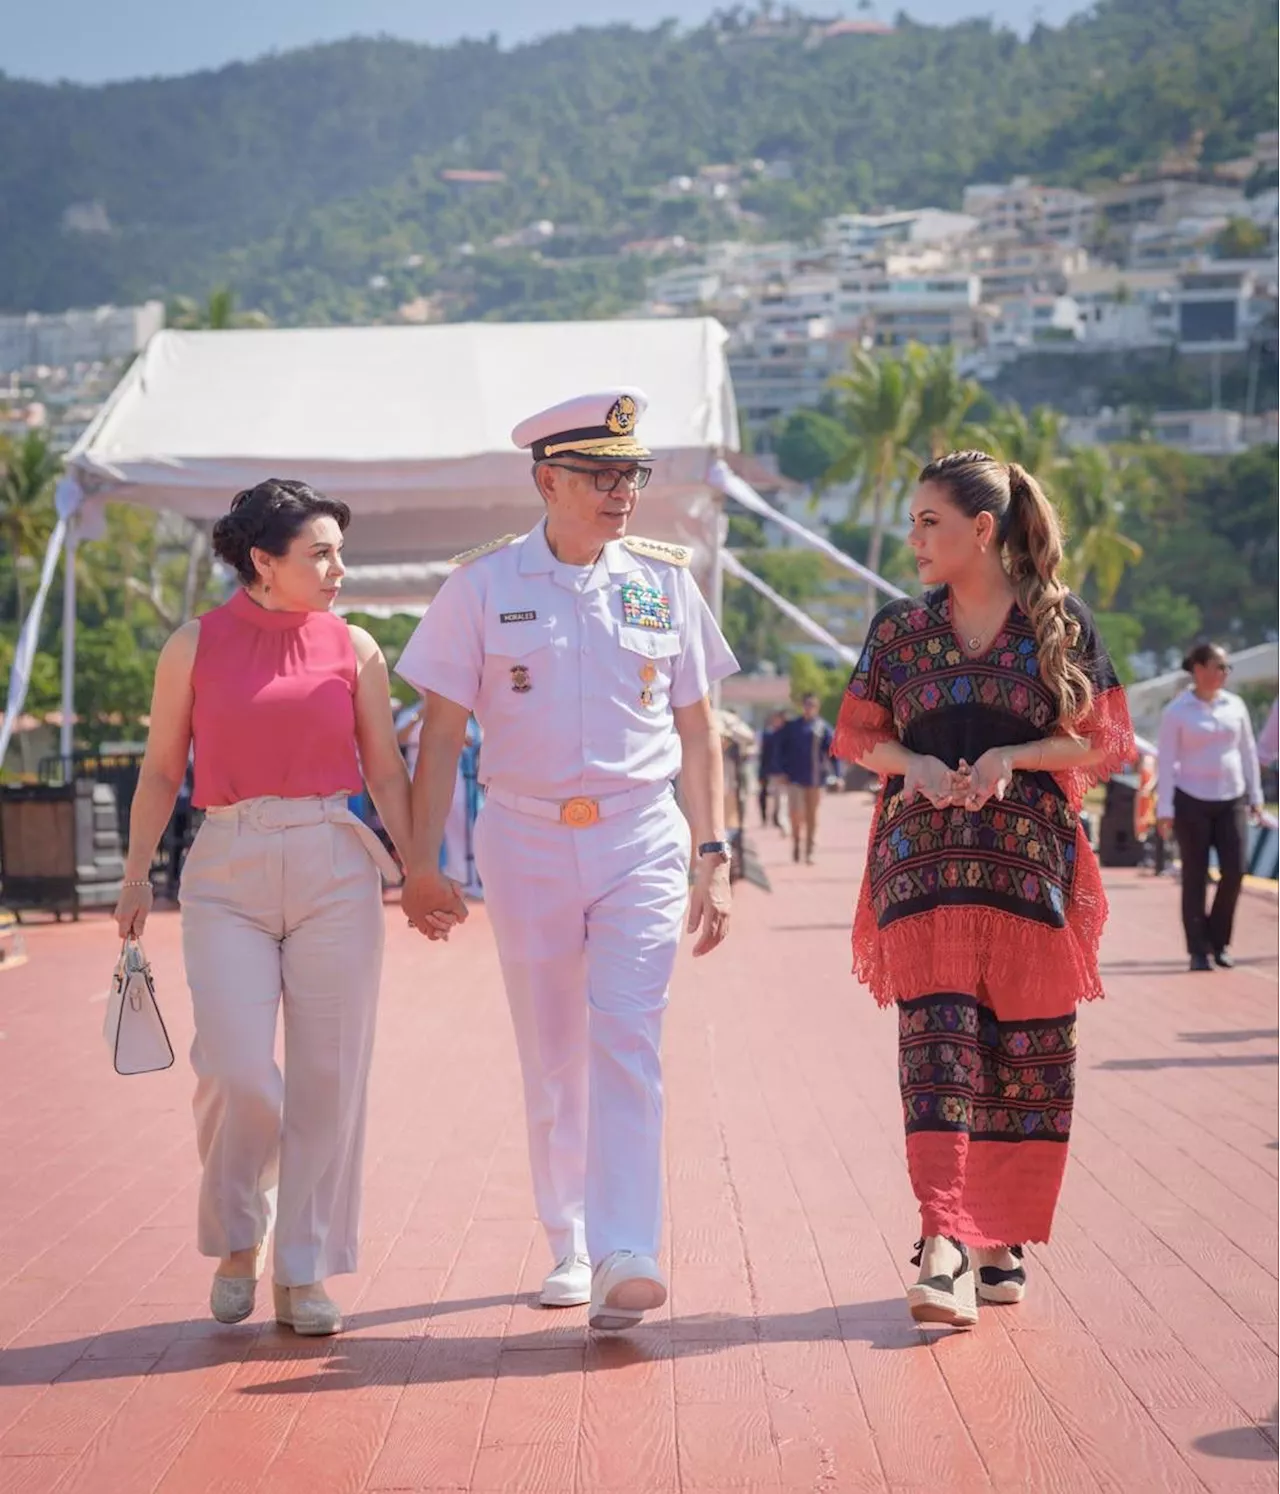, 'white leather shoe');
588,1251,667,1332
540,1253,592,1308
273,1283,342,1337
